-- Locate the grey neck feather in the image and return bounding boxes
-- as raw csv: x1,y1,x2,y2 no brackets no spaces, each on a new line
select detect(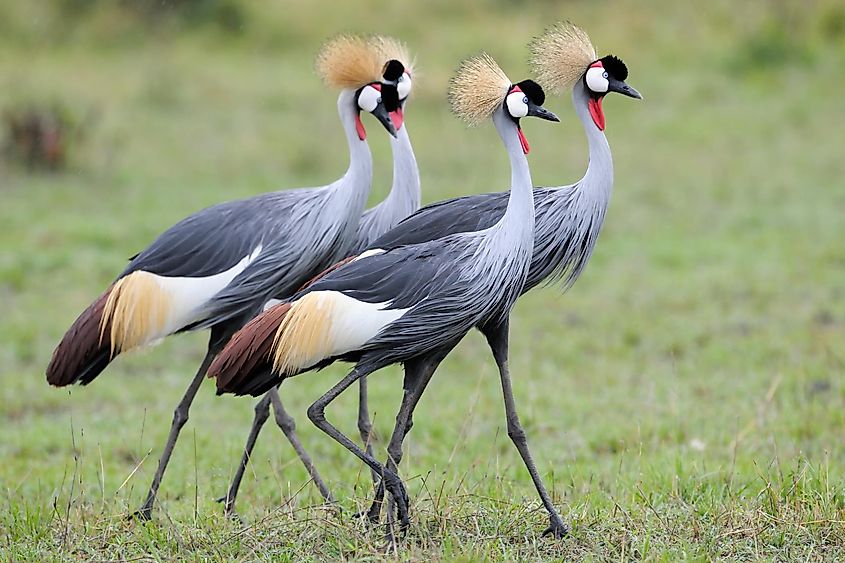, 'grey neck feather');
331,88,373,216
528,79,614,291
489,107,535,243
382,124,421,227
354,120,420,251
567,80,613,199
458,106,536,326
